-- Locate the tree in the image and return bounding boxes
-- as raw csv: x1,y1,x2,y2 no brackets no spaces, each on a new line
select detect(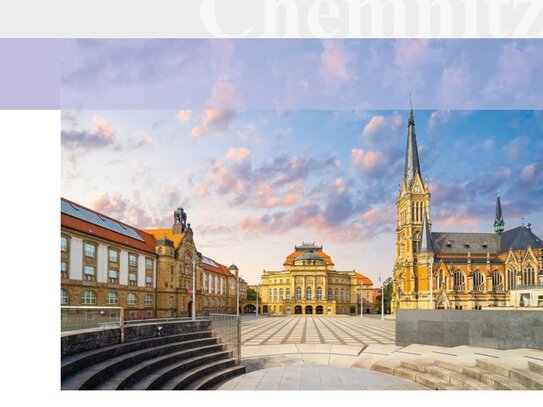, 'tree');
375,277,393,314
246,287,258,301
